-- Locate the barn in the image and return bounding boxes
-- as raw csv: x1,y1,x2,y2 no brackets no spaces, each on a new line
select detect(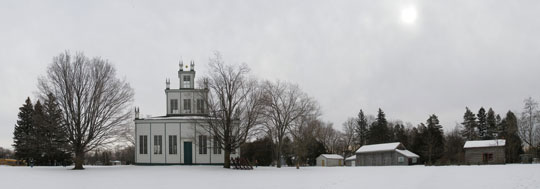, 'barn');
316,154,343,167
355,142,419,166
464,139,505,164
